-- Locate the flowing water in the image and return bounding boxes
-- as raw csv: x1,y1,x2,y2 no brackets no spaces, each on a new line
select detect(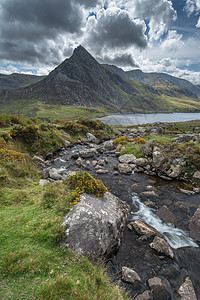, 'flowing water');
131,194,198,249
46,142,200,299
